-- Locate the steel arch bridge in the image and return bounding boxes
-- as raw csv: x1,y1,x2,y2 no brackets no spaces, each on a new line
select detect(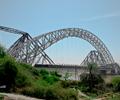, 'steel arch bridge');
33,28,114,65
0,26,119,73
